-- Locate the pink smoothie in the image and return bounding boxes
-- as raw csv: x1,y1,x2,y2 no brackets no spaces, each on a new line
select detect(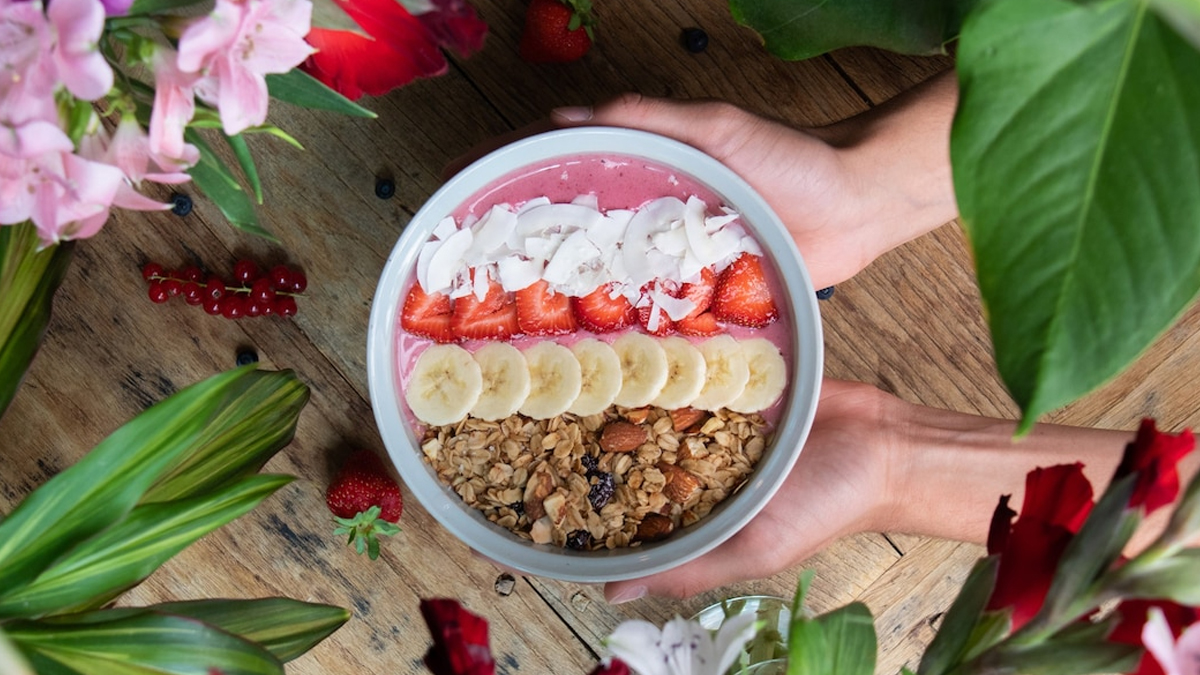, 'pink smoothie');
395,153,797,428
